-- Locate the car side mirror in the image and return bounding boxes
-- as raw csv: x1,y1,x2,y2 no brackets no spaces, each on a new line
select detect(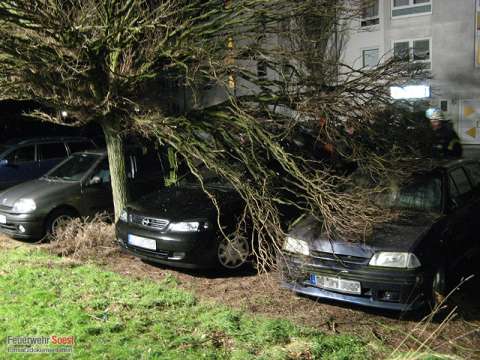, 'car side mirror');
88,176,102,186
